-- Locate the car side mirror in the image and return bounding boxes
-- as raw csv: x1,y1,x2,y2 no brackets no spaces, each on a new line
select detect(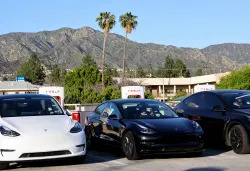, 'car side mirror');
108,114,119,120
64,109,71,116
175,109,184,117
212,105,226,112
